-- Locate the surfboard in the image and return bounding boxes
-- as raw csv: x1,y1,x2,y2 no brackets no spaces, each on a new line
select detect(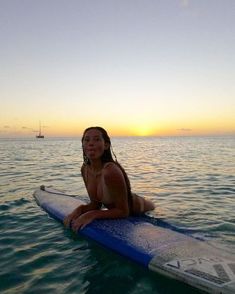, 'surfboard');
33,187,235,294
